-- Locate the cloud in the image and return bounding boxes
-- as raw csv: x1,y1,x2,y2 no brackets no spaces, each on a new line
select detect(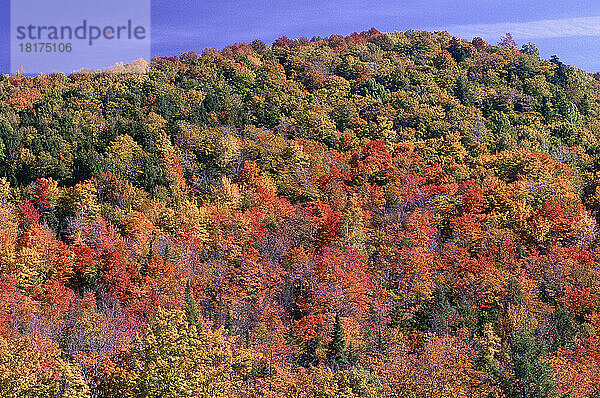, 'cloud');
444,16,600,41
